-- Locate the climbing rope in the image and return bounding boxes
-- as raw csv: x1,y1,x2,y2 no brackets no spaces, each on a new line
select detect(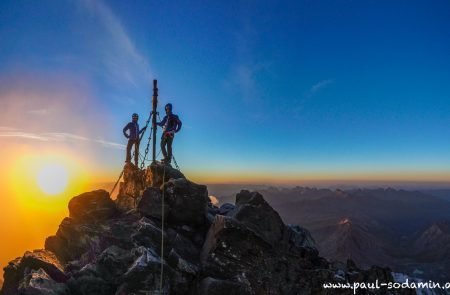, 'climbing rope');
109,170,124,196
159,163,166,293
